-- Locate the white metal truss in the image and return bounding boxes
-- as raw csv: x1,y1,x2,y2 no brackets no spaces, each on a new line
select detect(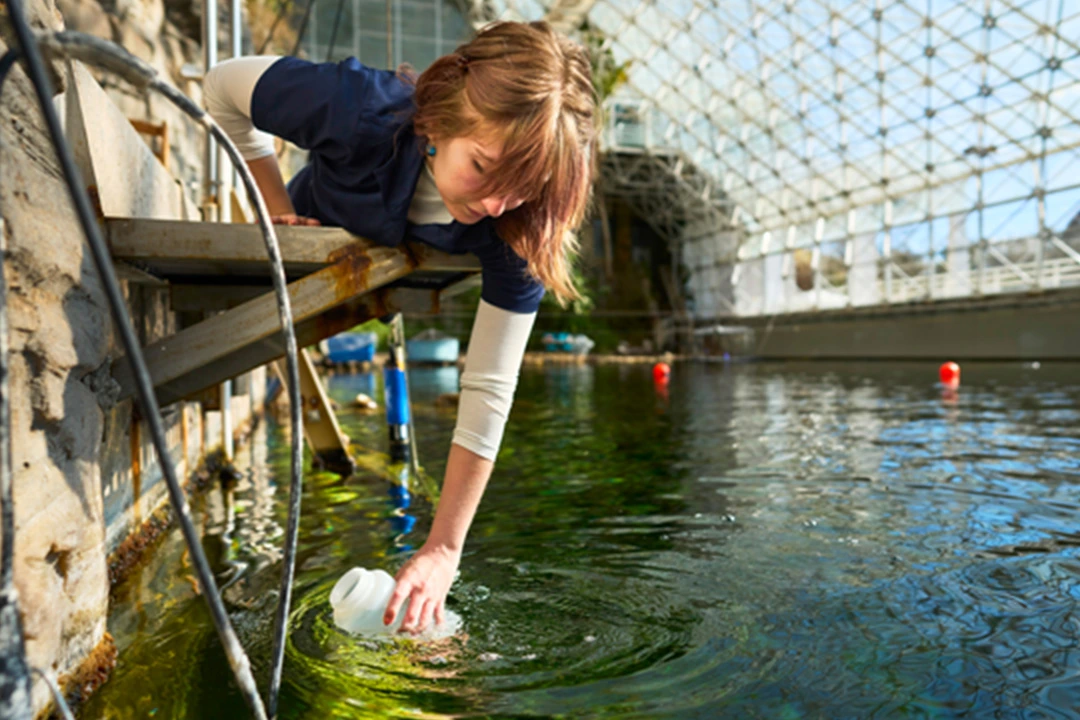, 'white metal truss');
486,0,1080,319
